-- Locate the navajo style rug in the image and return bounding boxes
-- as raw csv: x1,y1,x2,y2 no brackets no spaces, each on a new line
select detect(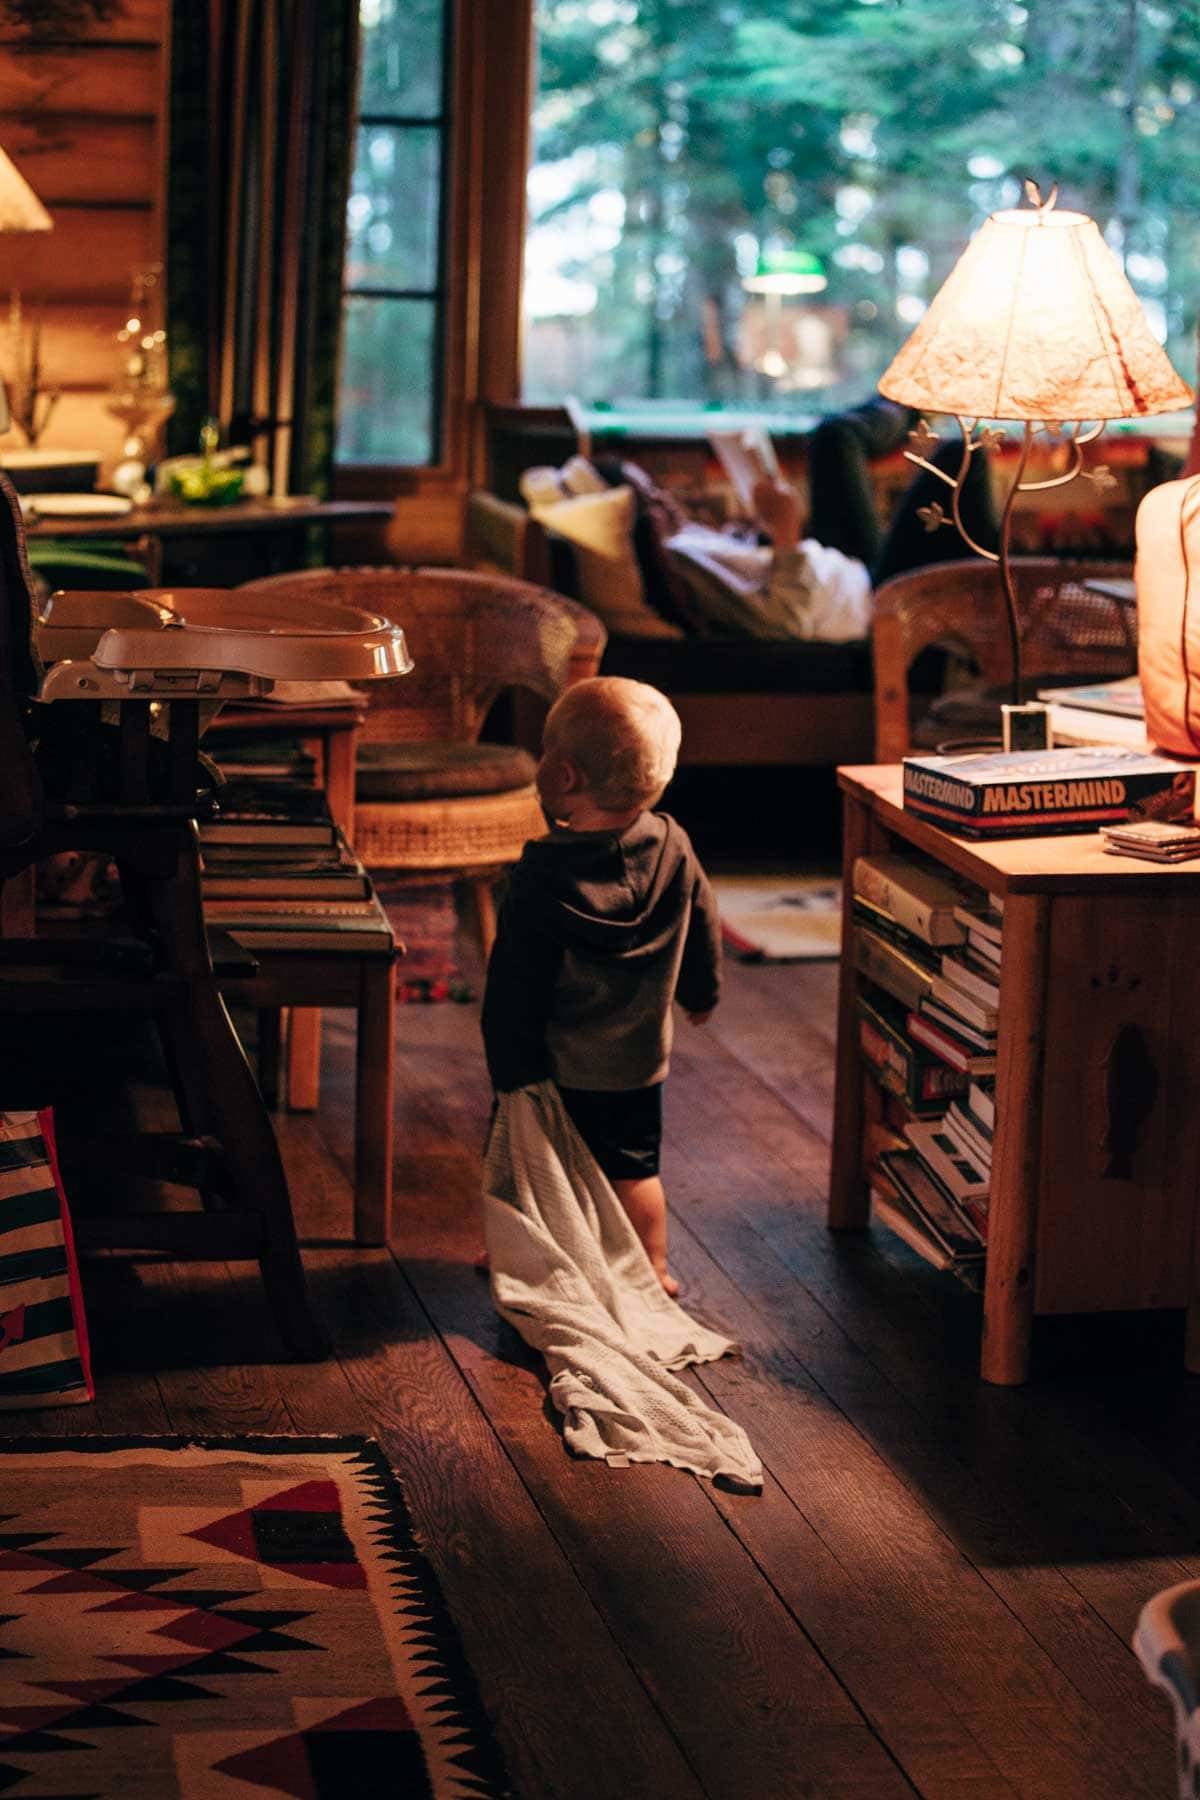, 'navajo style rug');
0,1436,509,1798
